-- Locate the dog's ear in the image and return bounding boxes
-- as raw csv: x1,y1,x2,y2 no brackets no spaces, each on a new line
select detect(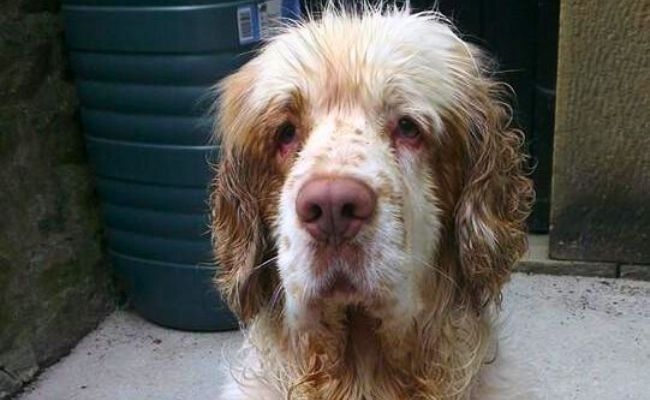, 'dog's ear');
448,55,534,310
211,152,271,323
210,68,275,323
